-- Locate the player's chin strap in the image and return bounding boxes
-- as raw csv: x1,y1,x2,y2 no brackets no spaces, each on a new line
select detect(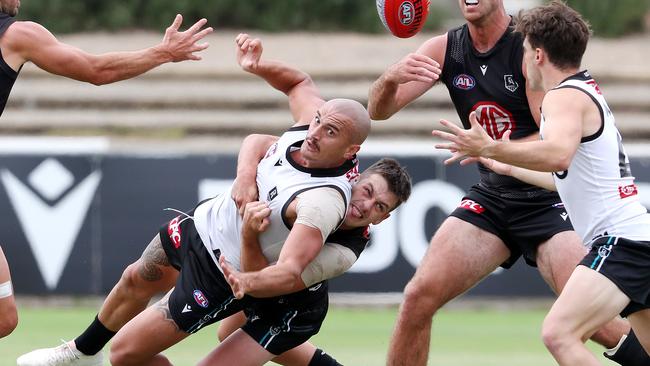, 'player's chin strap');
0,280,12,299
163,207,195,225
